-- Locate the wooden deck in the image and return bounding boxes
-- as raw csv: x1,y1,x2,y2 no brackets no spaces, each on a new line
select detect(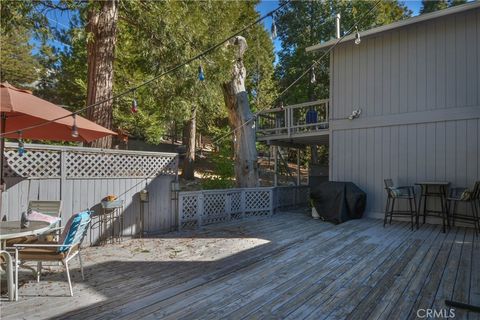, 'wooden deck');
1,211,479,319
